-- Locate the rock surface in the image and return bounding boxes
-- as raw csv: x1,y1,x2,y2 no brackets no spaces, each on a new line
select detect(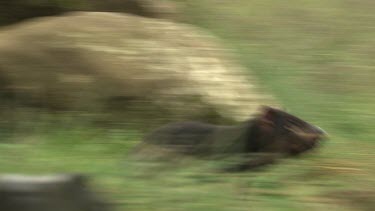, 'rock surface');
0,12,273,122
0,174,110,211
